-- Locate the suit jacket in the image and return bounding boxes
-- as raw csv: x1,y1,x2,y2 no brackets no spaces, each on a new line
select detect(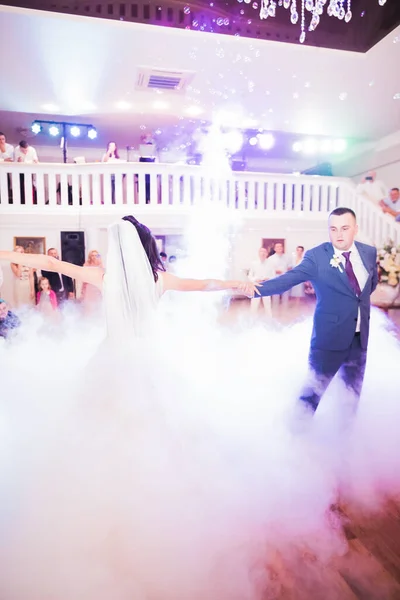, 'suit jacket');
40,270,74,295
256,242,378,351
